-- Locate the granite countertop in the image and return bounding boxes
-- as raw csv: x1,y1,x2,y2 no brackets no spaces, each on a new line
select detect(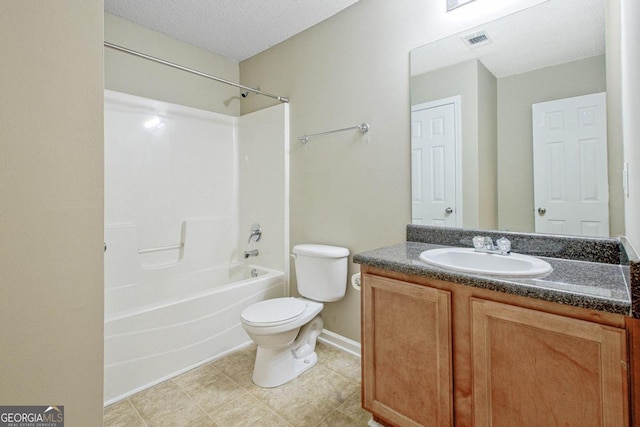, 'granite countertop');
354,234,633,316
